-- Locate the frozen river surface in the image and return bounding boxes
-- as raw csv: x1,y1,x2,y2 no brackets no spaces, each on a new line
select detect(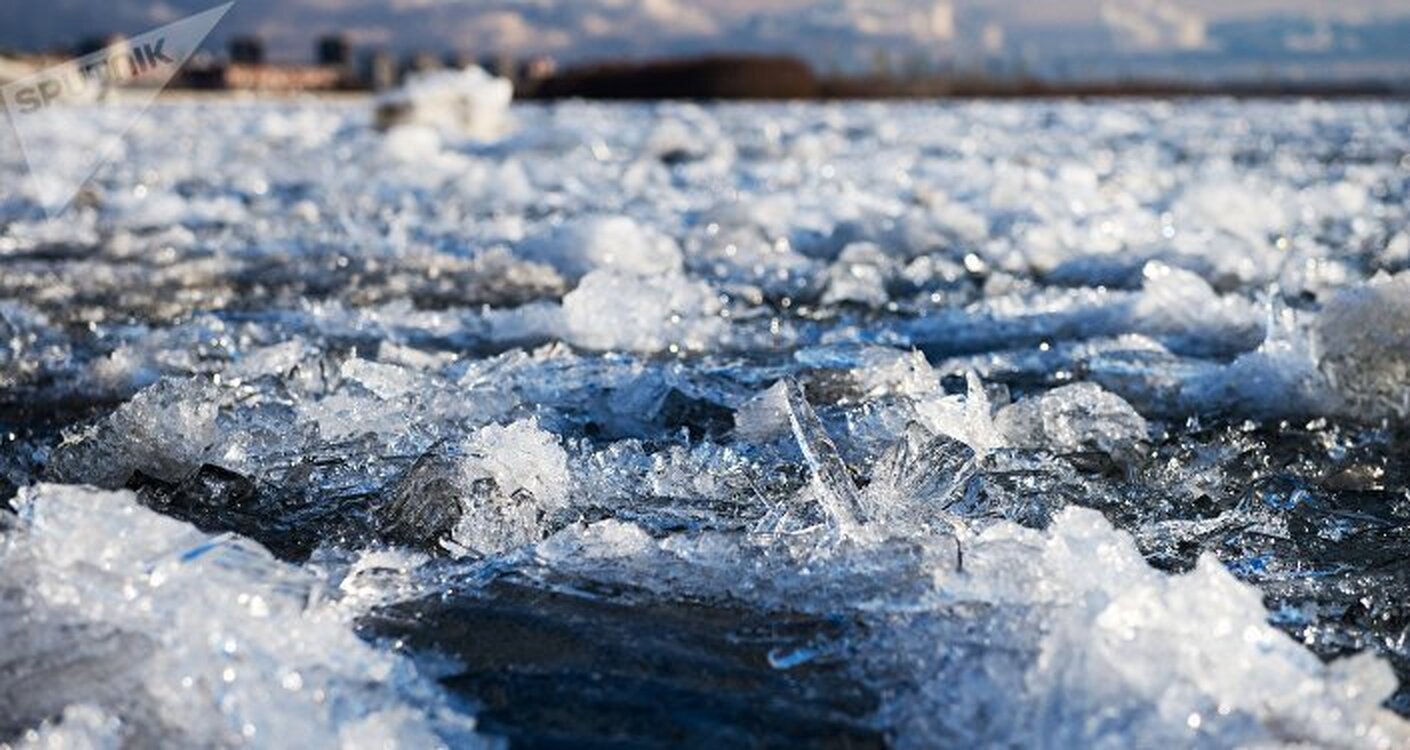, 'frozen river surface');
2,97,1410,748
